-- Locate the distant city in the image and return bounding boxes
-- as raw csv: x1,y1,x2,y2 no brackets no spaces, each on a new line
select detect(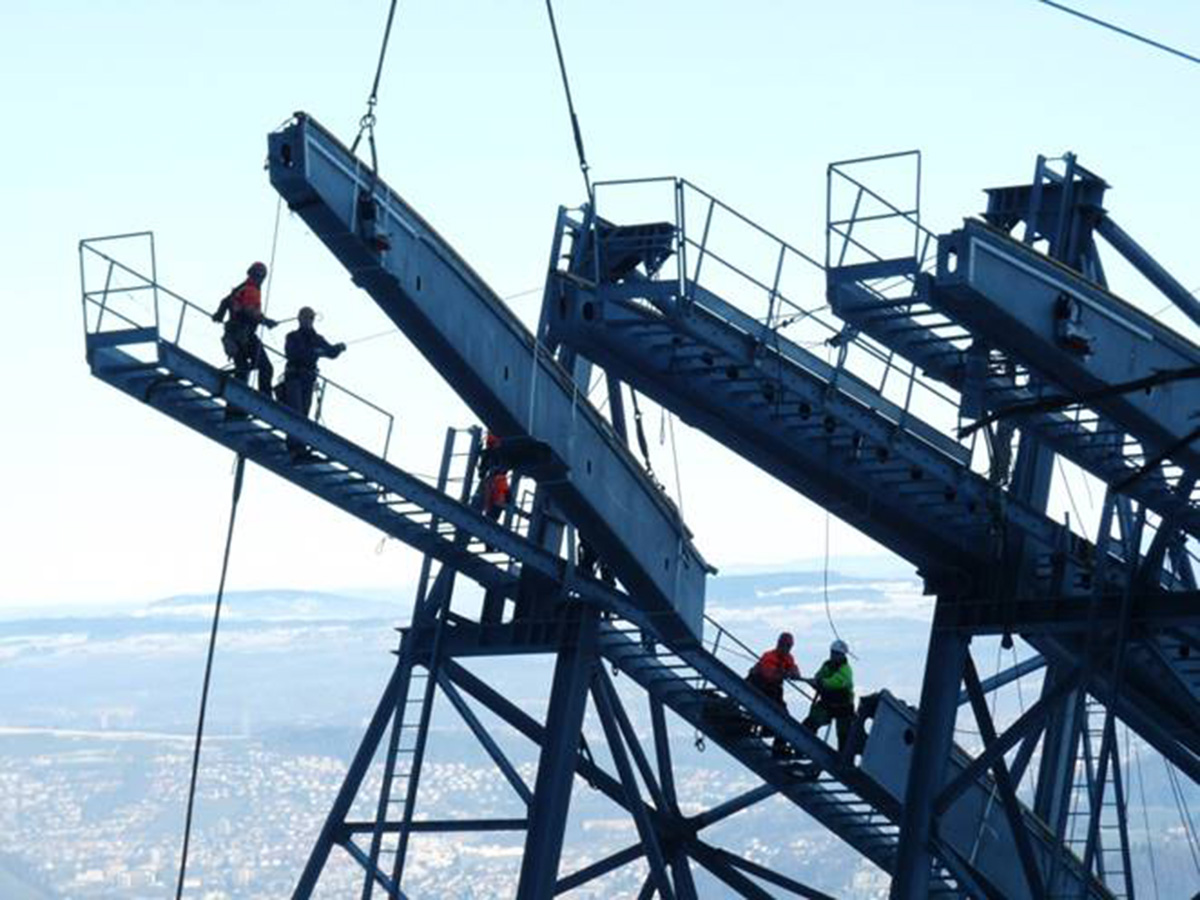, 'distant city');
2,571,1197,898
